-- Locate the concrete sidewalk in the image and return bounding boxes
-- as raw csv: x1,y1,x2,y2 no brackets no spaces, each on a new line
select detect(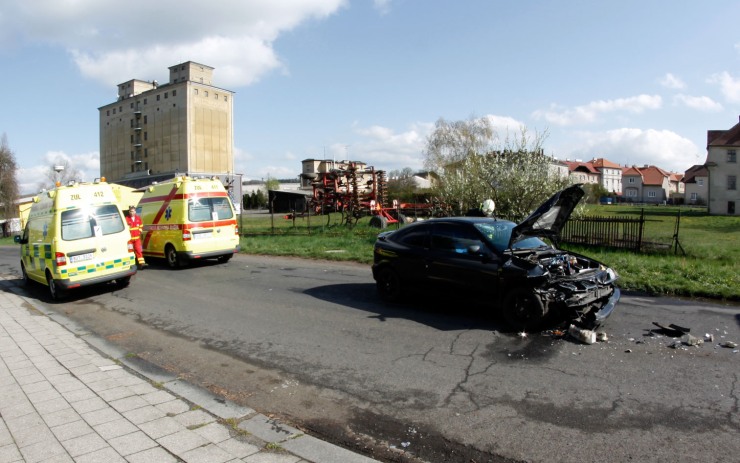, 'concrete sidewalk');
0,276,379,463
